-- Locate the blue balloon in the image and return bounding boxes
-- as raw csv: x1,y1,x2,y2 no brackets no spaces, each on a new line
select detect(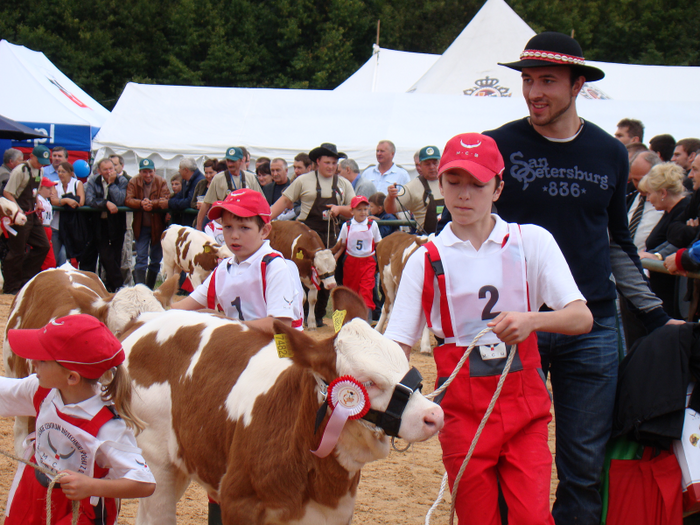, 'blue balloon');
73,159,90,179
